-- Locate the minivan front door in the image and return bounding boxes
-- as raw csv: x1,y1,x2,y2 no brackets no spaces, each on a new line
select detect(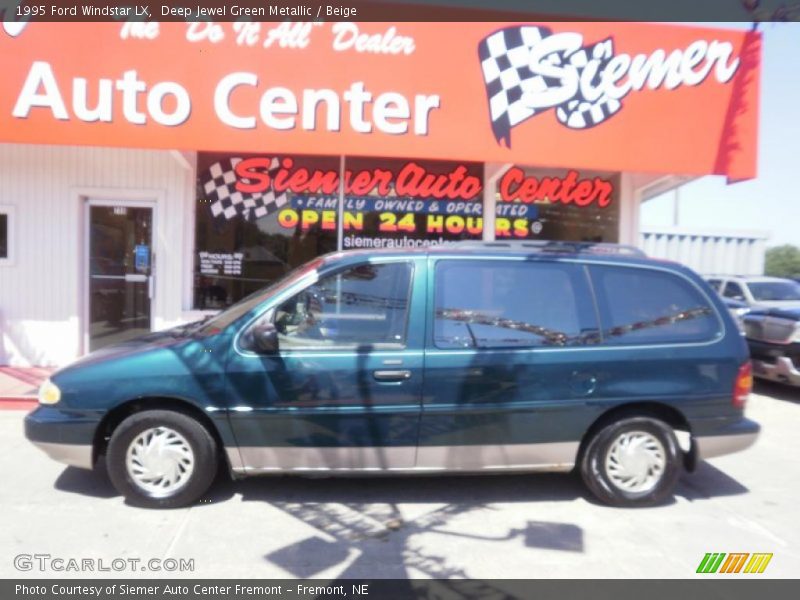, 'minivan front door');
87,202,154,352
225,258,426,473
